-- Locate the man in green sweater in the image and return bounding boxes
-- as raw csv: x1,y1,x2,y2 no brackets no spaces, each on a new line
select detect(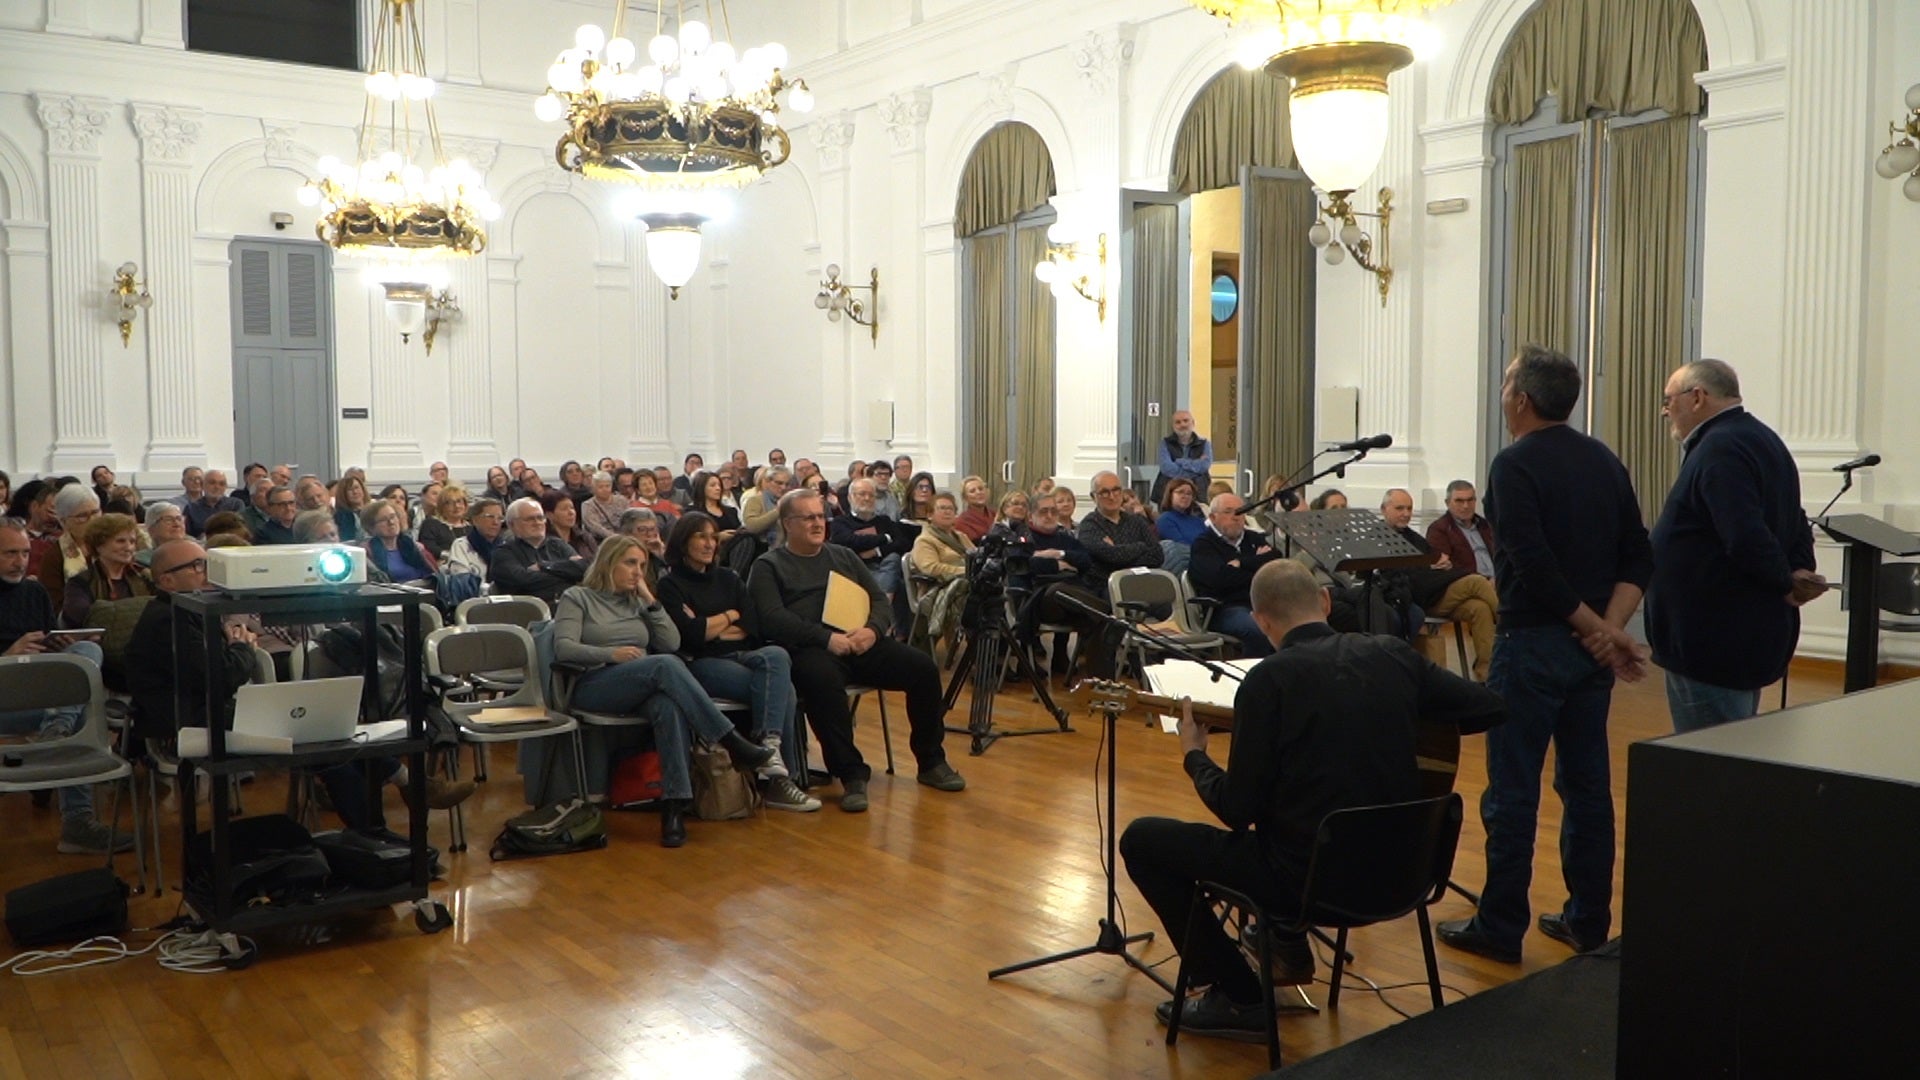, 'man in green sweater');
746,490,965,812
